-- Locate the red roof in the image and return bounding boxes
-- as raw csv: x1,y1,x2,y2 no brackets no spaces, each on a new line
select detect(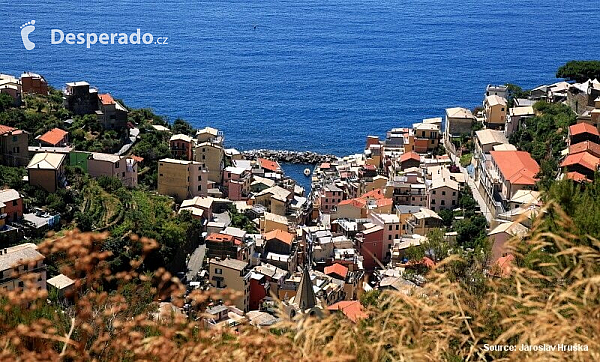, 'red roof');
324,263,348,279
566,171,591,183
0,124,16,135
490,151,540,185
206,233,236,243
561,152,600,172
360,189,384,200
130,155,144,163
569,123,599,137
327,301,367,323
399,151,421,163
99,93,115,105
376,198,393,208
337,198,366,208
38,128,68,146
263,229,294,245
568,141,600,158
258,158,281,172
